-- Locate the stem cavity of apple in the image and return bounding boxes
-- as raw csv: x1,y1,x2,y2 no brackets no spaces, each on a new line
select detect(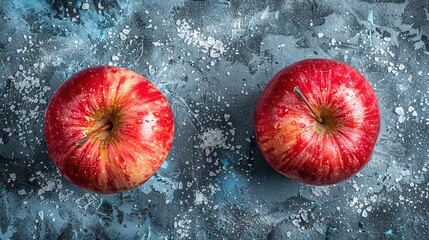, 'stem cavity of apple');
76,123,113,146
293,86,324,123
